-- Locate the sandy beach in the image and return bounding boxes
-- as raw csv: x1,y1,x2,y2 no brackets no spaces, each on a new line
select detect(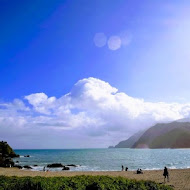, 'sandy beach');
0,168,189,190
